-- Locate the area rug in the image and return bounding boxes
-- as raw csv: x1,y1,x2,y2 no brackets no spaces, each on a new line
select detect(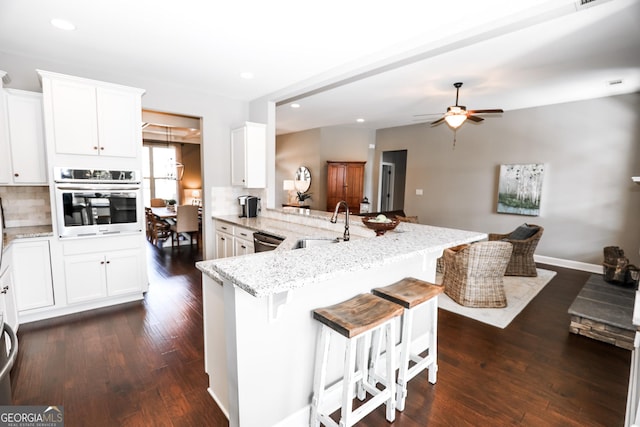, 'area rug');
436,268,557,329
